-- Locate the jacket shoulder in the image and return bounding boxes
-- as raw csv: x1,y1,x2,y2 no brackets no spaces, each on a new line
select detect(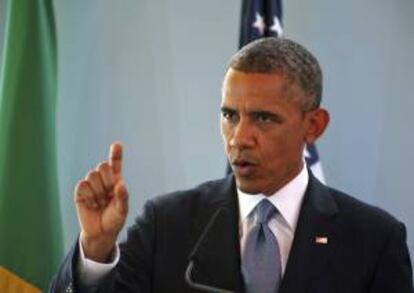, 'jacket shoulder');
327,186,404,231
